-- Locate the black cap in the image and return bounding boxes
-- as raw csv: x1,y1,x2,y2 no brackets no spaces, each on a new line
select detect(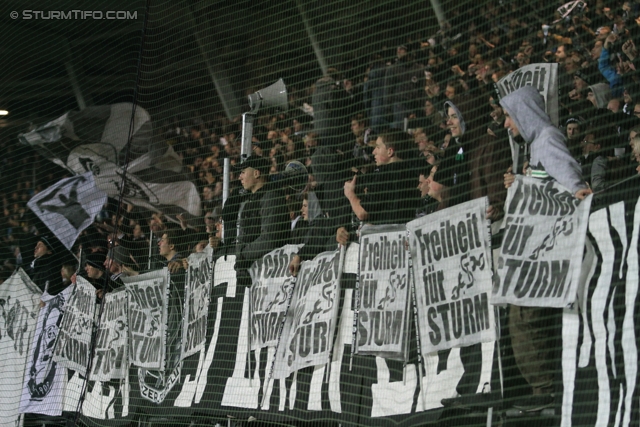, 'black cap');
107,246,130,267
39,234,58,254
86,252,106,270
574,64,600,86
233,155,272,177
